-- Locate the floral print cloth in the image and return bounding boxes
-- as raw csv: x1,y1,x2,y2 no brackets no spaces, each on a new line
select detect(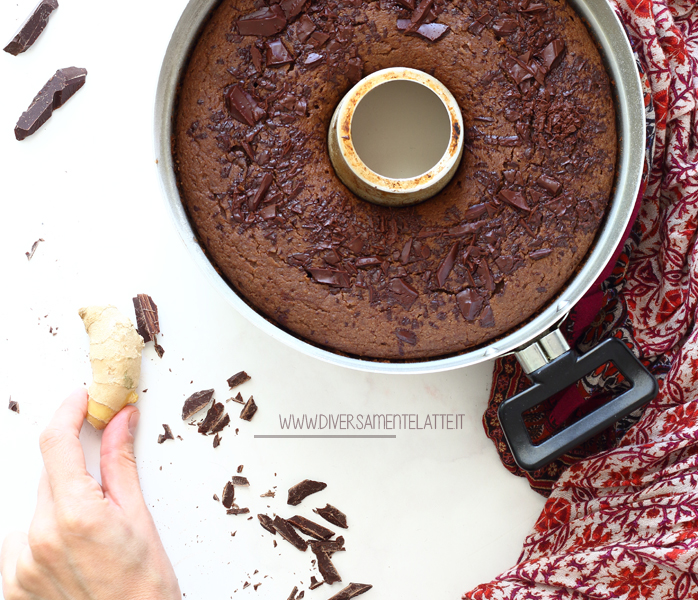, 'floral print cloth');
467,0,698,597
